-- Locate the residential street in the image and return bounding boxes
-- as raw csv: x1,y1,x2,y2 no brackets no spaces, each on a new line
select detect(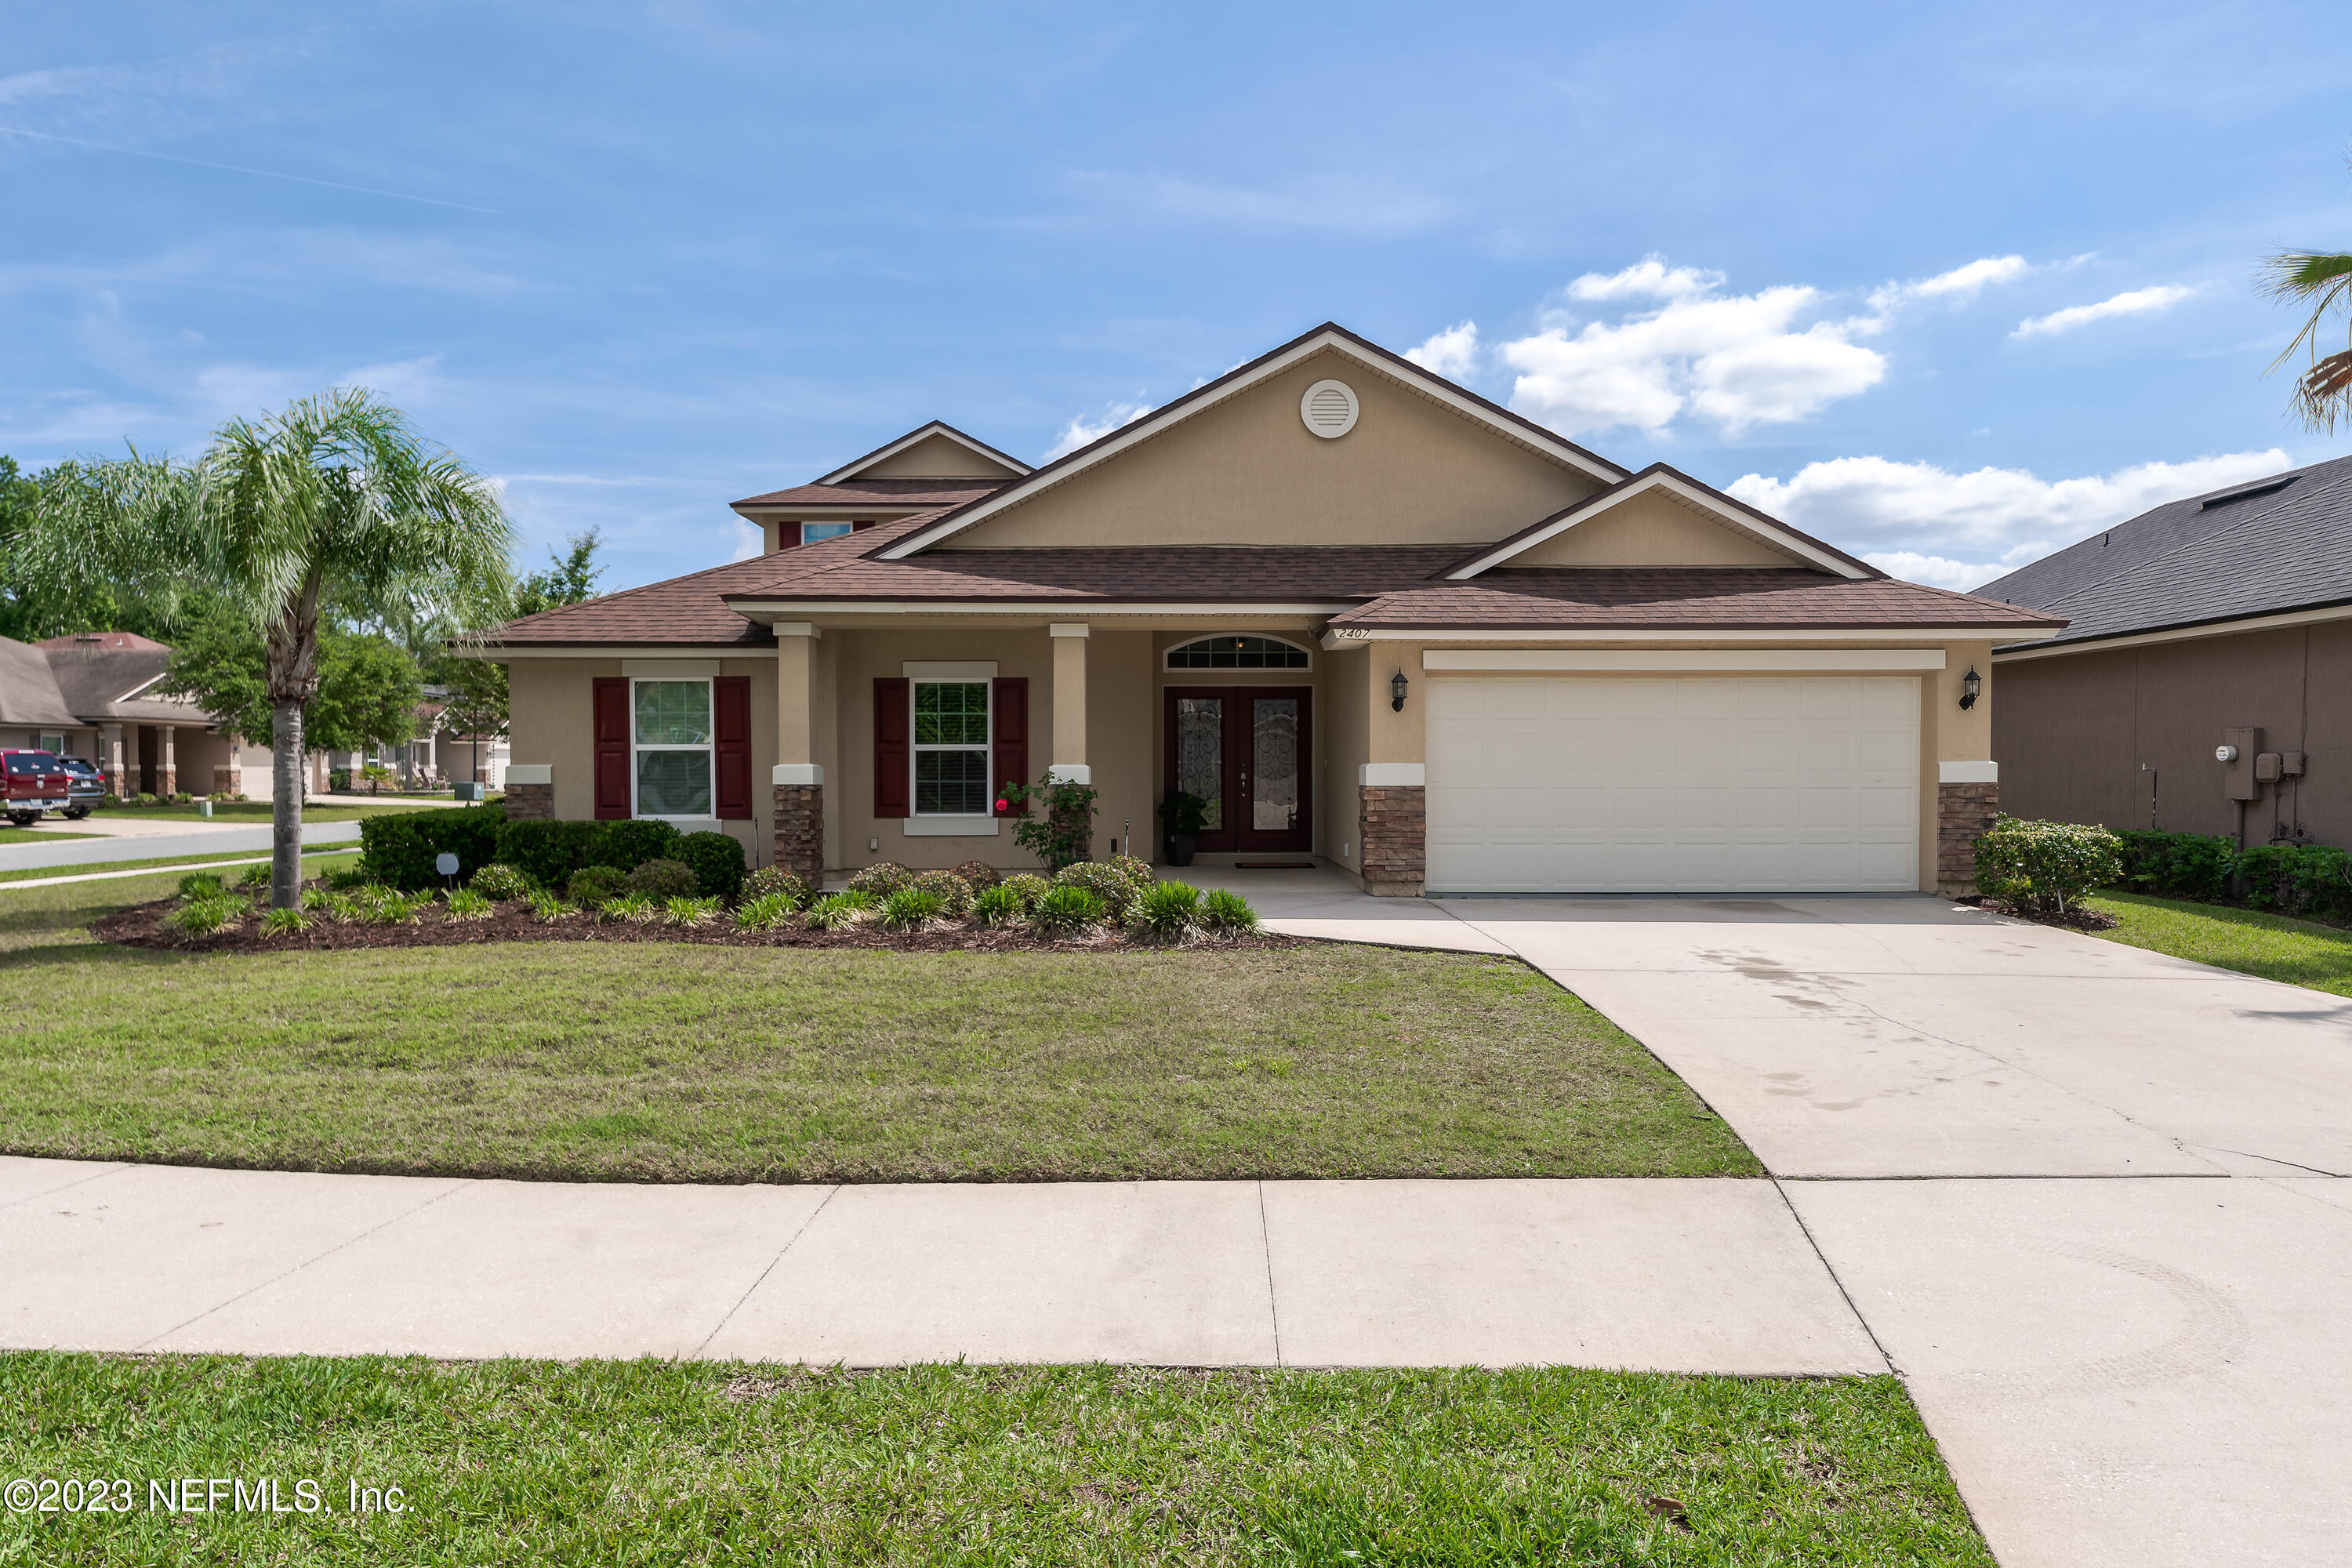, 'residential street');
5,878,2348,1566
